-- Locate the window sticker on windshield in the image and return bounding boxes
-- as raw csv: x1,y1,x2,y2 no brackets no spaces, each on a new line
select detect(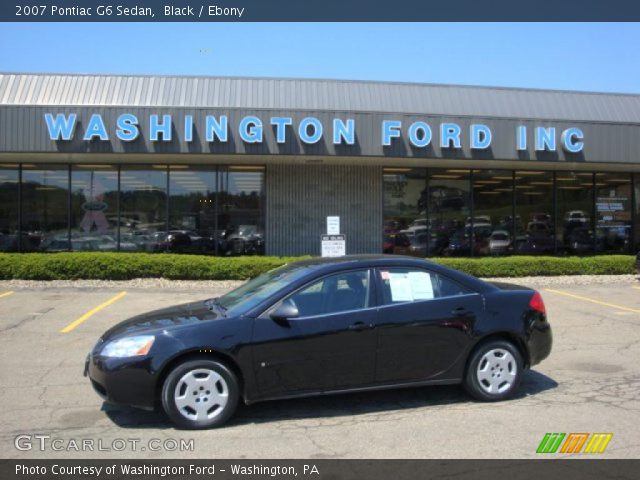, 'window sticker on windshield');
380,270,390,280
